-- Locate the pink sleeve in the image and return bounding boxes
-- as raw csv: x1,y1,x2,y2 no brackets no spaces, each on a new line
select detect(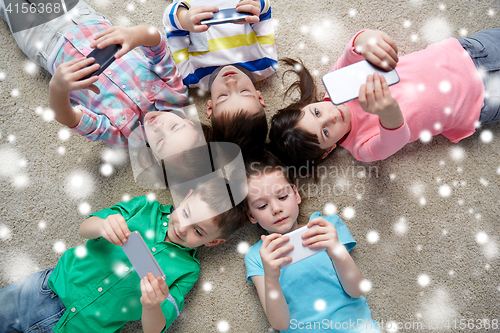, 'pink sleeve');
324,30,367,101
352,119,411,162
